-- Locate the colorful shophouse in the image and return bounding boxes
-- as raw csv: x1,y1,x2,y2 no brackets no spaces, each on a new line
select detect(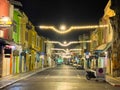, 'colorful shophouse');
90,0,115,75
18,12,28,73
0,0,49,78
35,34,41,69
40,36,47,68
0,0,12,77
12,8,23,74
28,21,37,71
